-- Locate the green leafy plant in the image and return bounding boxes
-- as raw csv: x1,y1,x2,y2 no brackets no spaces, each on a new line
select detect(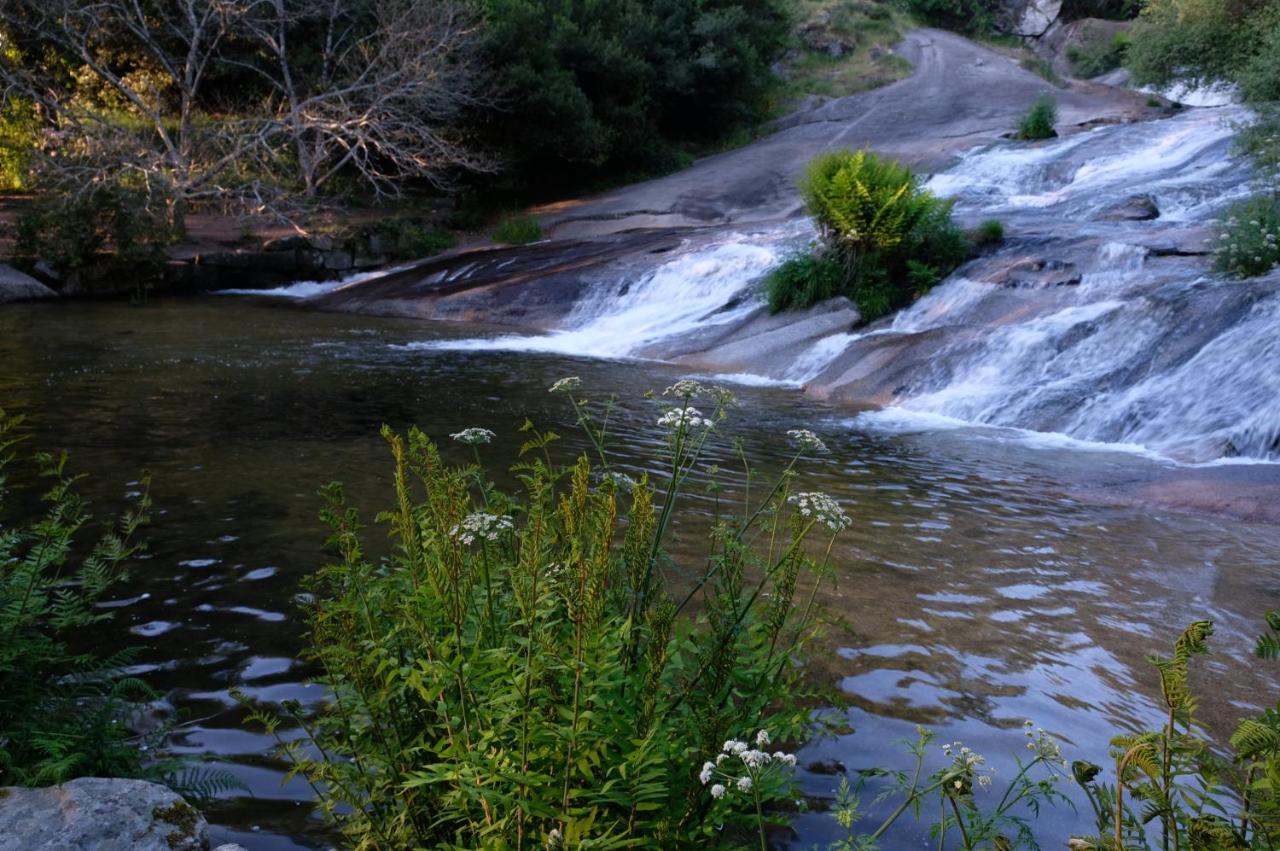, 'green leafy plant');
1067,32,1131,79
240,379,847,849
1213,196,1280,279
975,218,1006,246
0,408,153,785
11,180,183,284
1068,617,1280,850
903,0,999,34
491,213,544,245
771,150,967,318
1016,94,1058,141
